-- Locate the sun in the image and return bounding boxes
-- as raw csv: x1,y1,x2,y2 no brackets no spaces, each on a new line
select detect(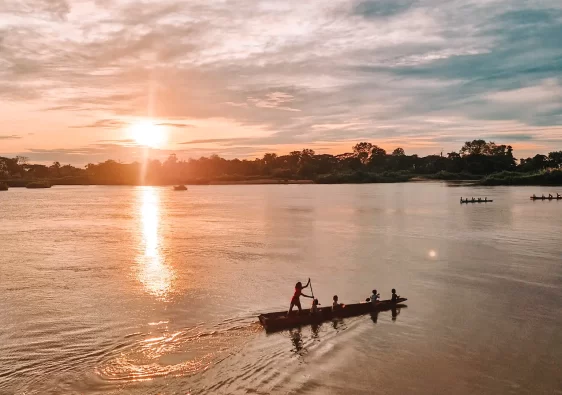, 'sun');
130,121,167,148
